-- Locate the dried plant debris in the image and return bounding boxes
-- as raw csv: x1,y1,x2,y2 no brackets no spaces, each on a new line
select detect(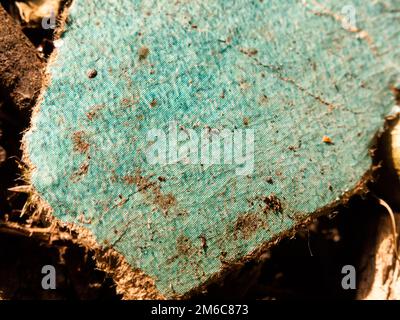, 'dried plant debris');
2,0,62,28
